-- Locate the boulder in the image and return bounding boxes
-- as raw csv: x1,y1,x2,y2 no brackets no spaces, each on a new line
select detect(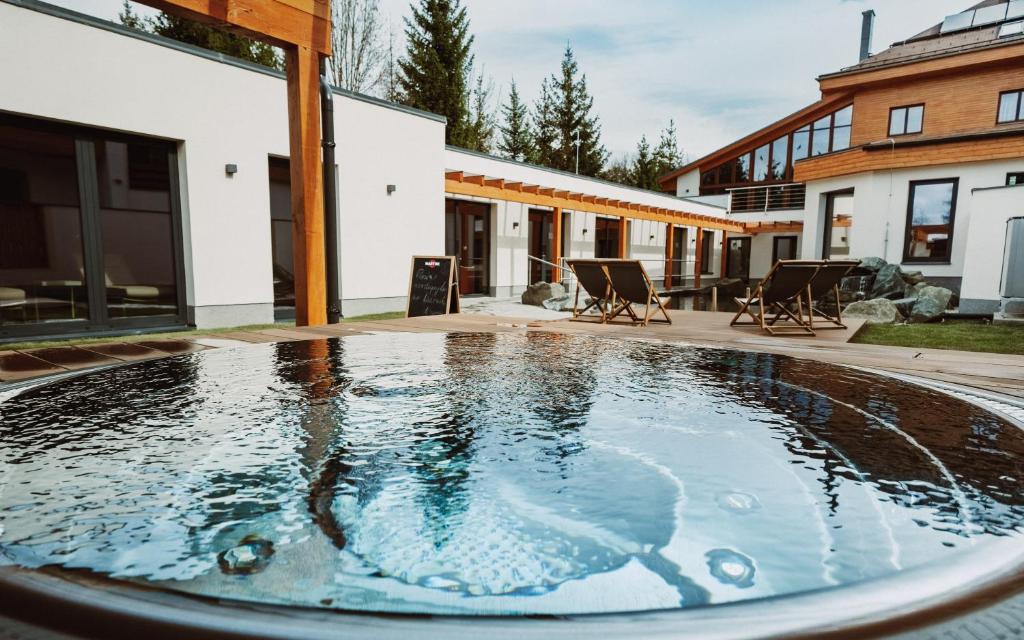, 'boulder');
900,270,925,285
843,298,902,325
891,297,919,318
859,257,887,272
909,286,953,323
870,264,905,299
521,282,565,306
542,294,583,312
